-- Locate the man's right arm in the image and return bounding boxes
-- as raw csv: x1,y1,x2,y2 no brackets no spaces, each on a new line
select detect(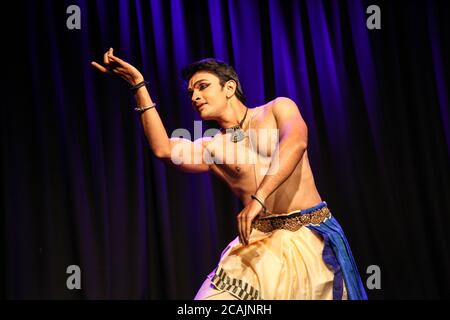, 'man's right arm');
134,83,211,173
91,48,210,173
